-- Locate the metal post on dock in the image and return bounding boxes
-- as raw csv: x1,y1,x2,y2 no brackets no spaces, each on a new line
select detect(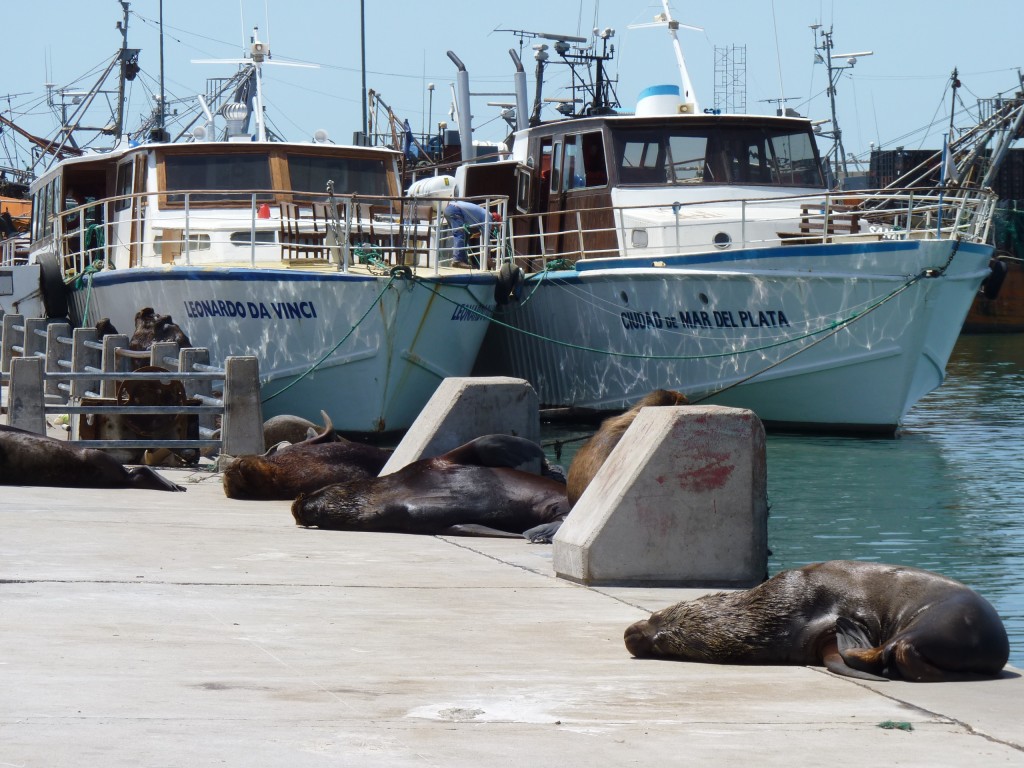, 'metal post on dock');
7,356,46,434
70,327,101,399
220,356,264,456
100,334,130,399
1,313,24,373
44,322,71,401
